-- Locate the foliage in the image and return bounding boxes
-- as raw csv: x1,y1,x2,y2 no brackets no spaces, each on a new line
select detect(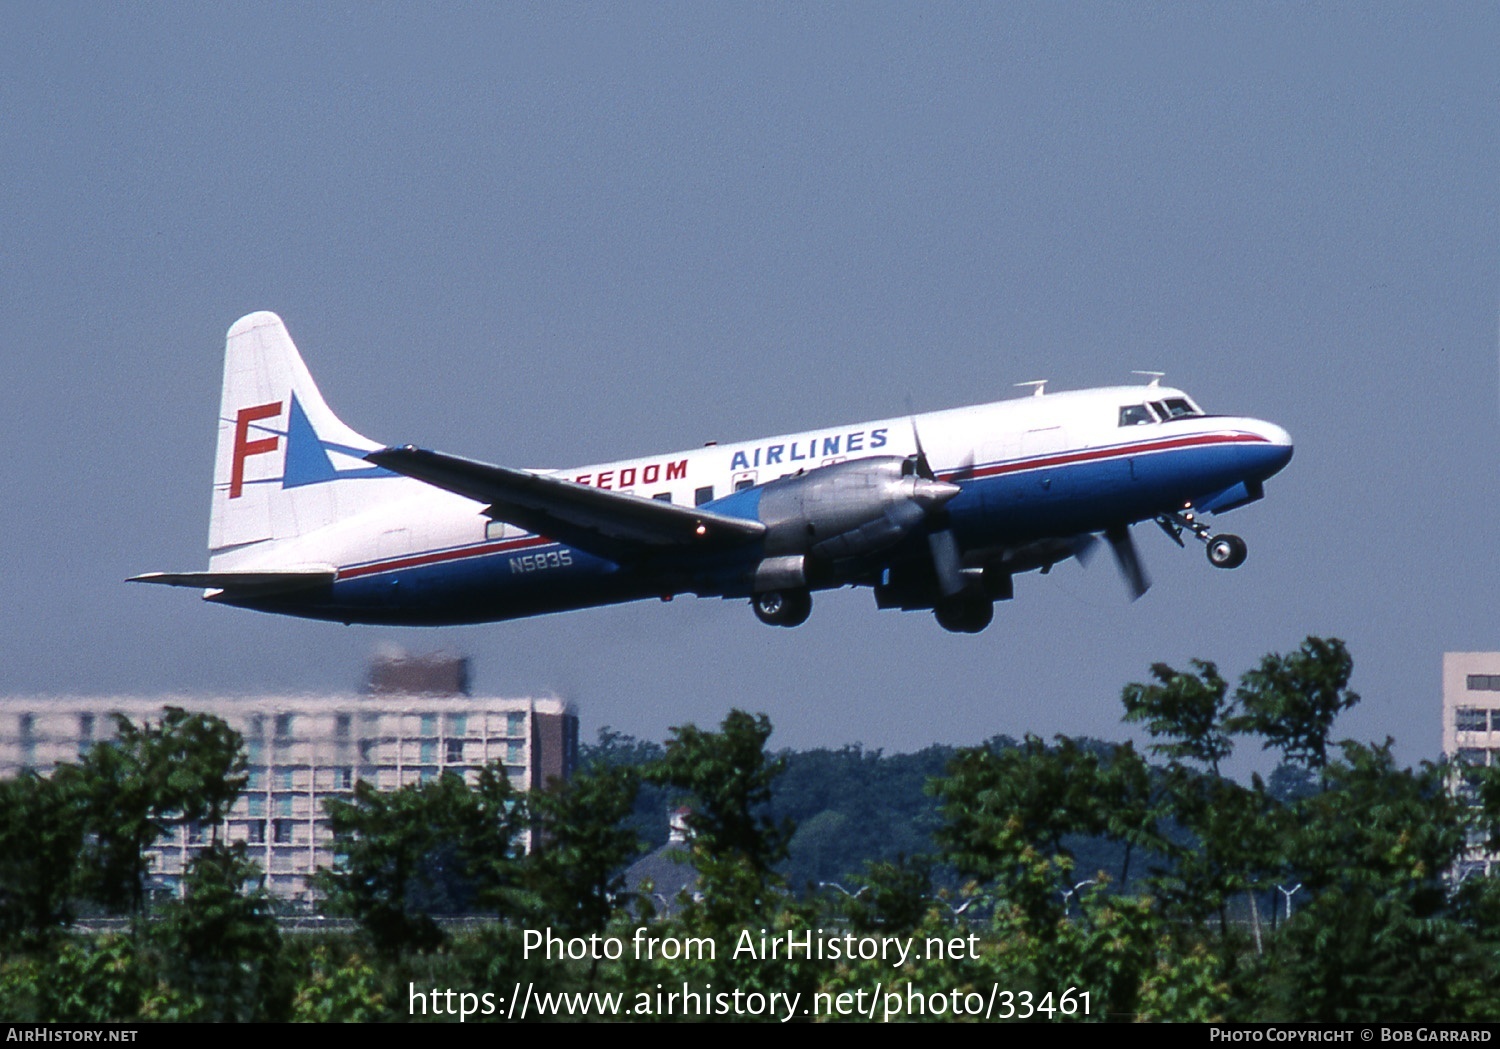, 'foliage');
645,710,790,923
838,854,935,935
319,765,528,955
0,771,88,948
772,743,956,889
3,638,1498,1023
1122,658,1234,773
525,763,642,936
0,935,142,1022
1233,636,1360,772
73,708,246,914
145,842,282,1021
290,945,389,1022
